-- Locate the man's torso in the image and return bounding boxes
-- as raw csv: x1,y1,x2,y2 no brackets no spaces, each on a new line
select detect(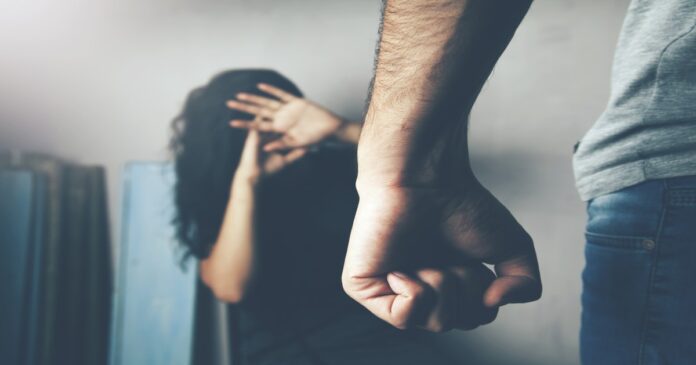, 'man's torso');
573,0,696,200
